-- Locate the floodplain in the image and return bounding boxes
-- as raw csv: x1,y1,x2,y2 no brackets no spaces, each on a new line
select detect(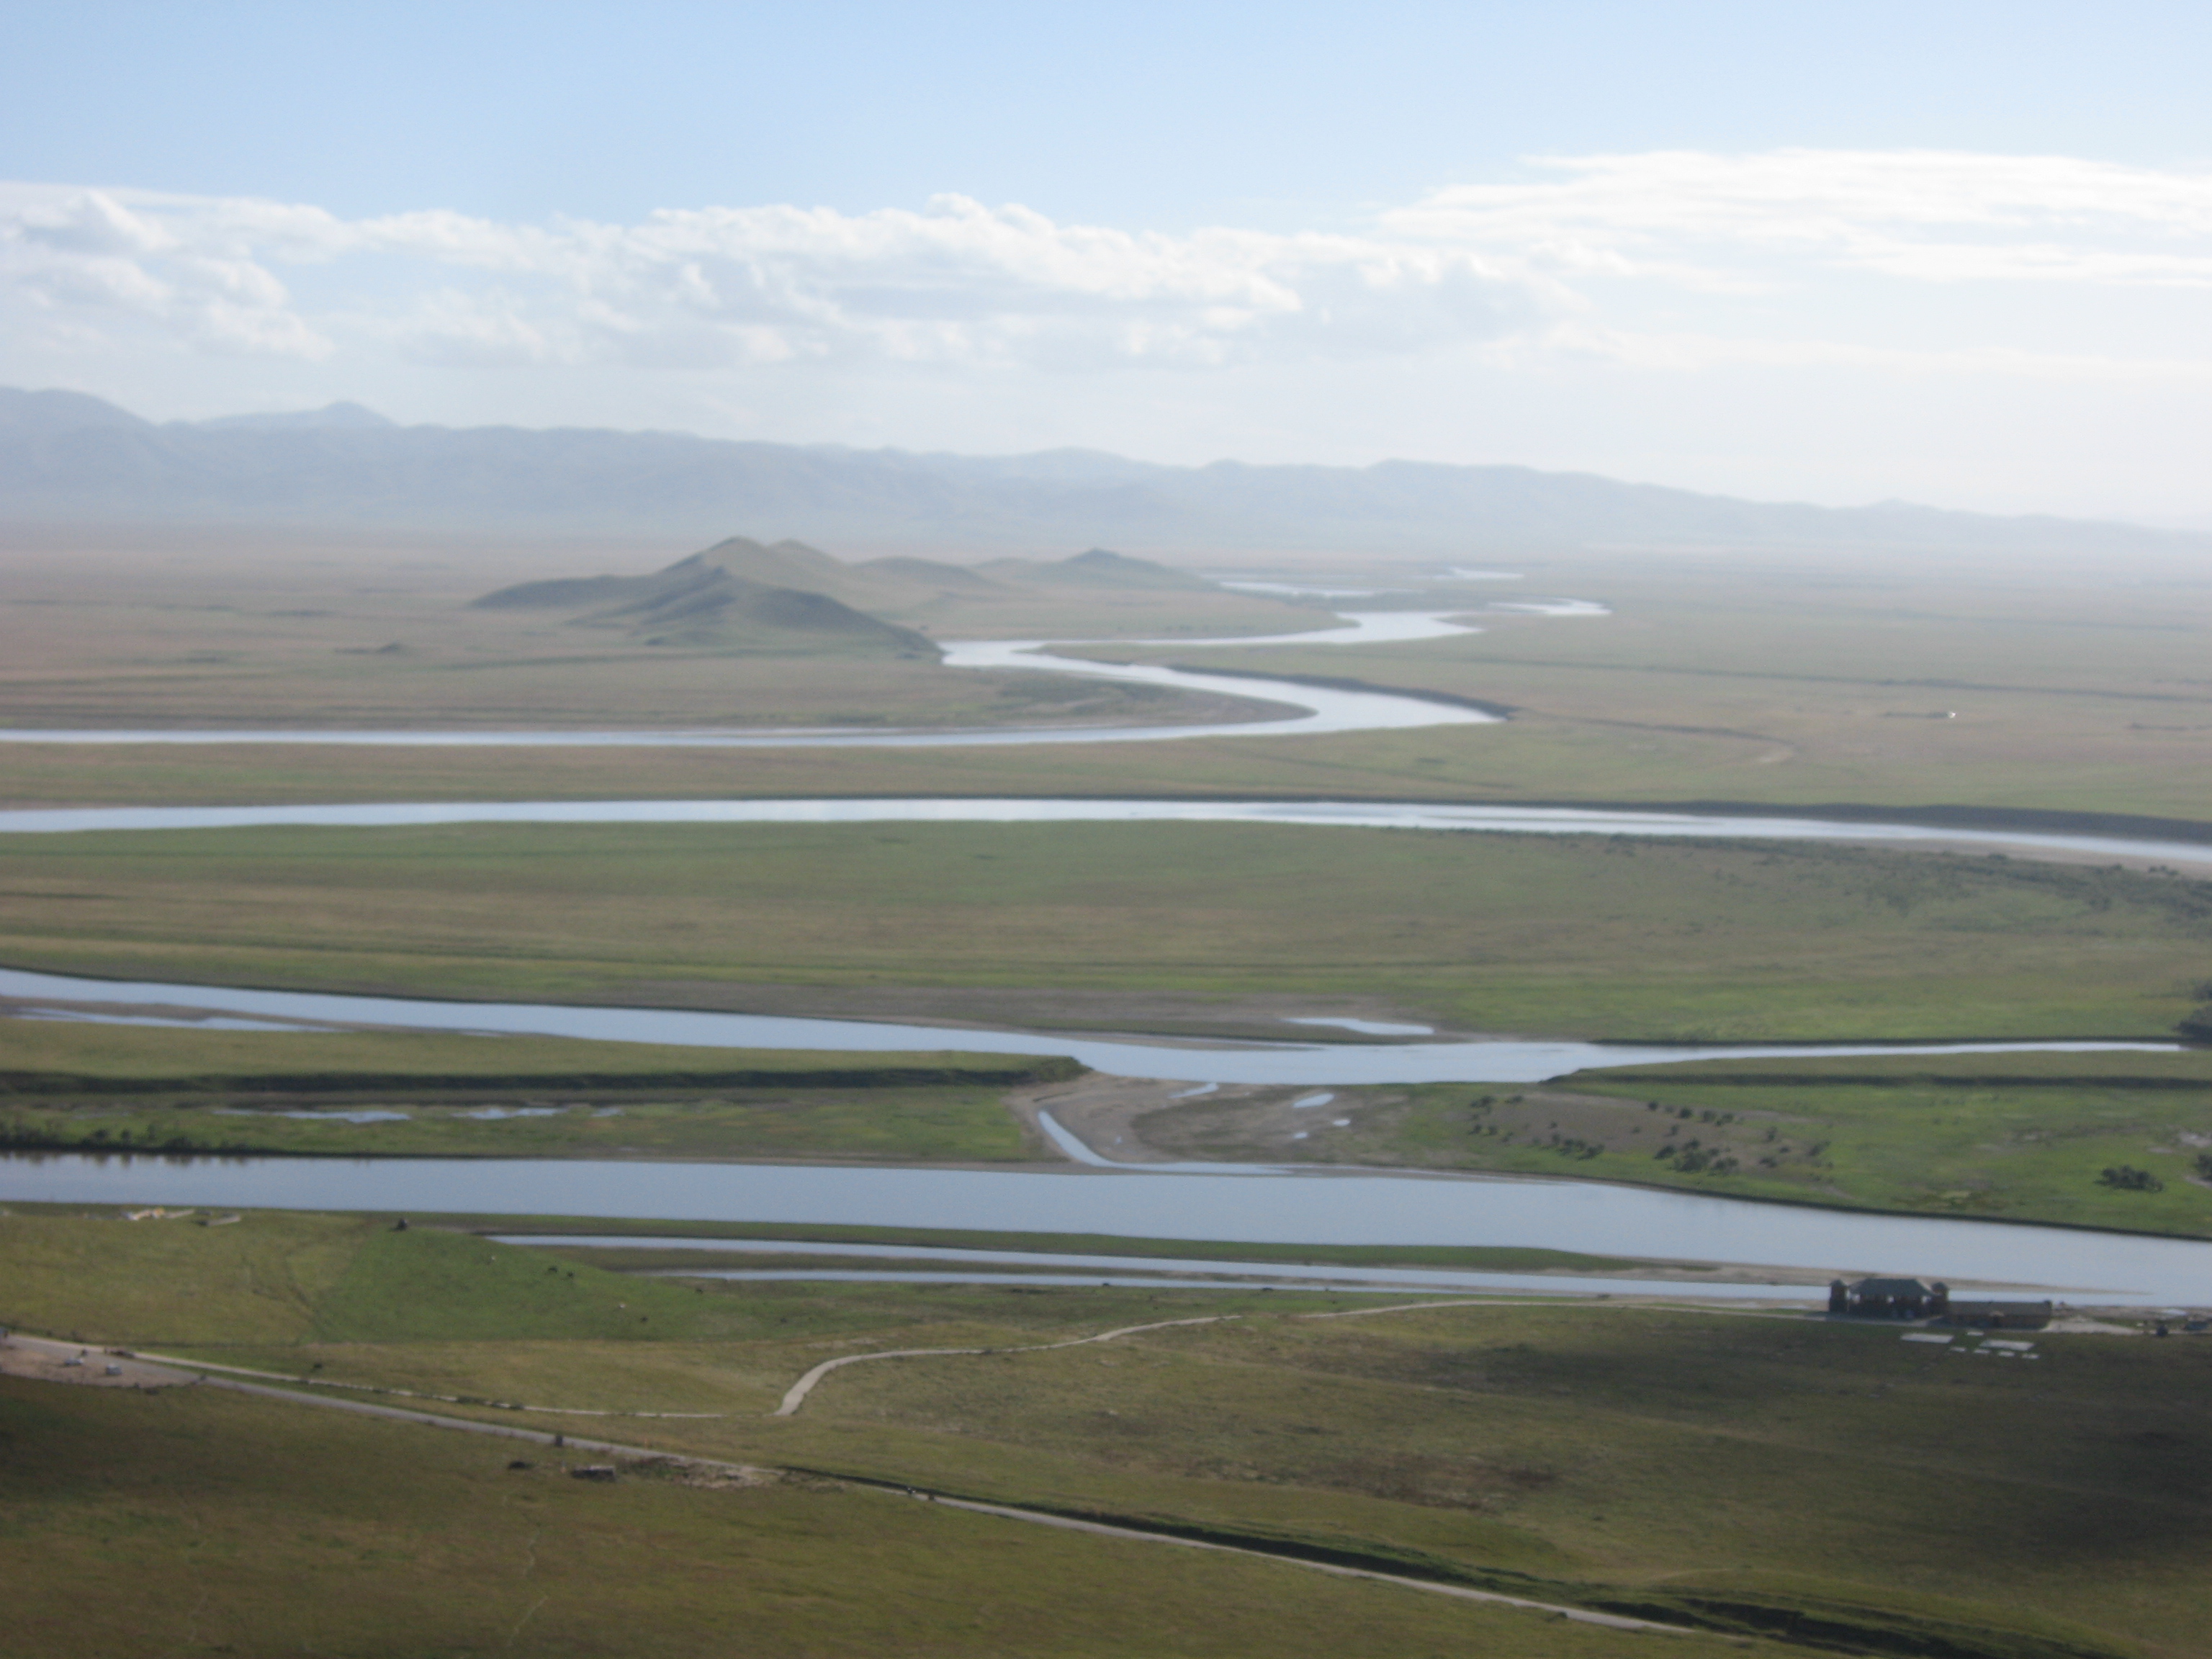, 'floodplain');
4,525,2211,1655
